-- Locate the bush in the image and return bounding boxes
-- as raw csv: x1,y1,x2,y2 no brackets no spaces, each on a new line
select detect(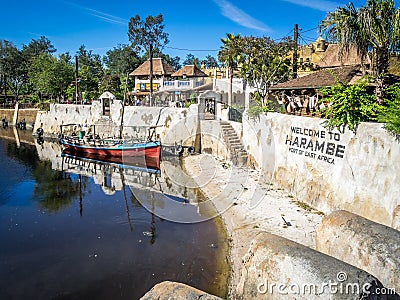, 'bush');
318,78,382,133
378,83,400,135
